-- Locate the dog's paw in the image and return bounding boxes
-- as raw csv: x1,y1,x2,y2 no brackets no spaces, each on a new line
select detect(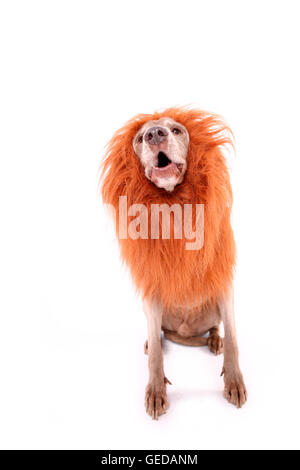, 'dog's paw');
145,378,170,420
208,334,223,355
222,368,247,408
